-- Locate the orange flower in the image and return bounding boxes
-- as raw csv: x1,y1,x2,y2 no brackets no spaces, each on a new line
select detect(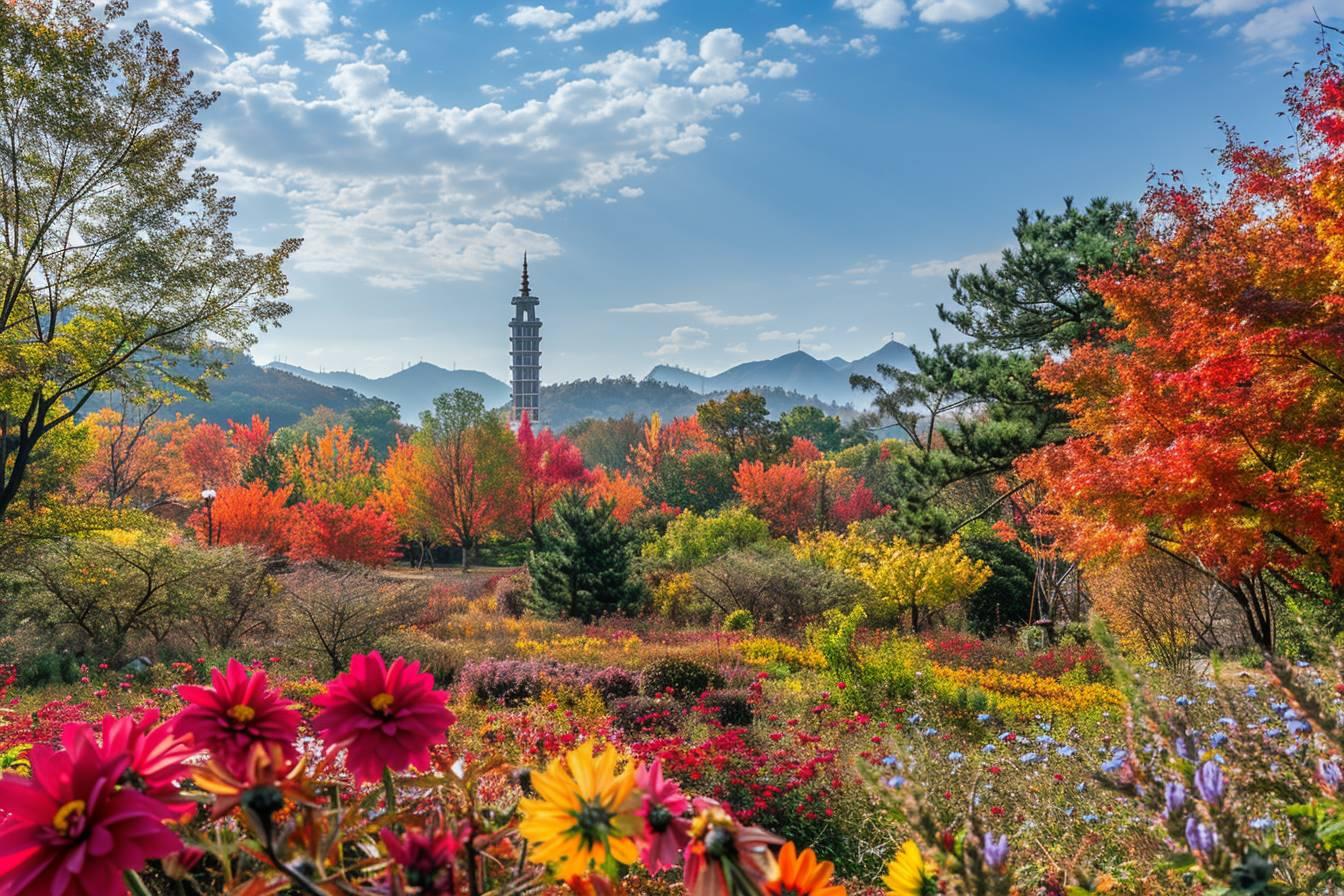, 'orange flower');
766,843,845,896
